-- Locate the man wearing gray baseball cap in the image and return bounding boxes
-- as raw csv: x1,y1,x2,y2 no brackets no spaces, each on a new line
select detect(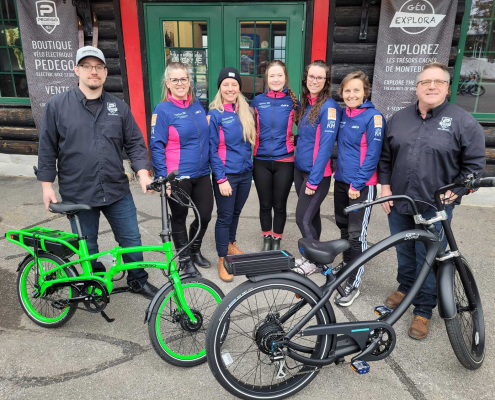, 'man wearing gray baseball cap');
37,46,159,299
